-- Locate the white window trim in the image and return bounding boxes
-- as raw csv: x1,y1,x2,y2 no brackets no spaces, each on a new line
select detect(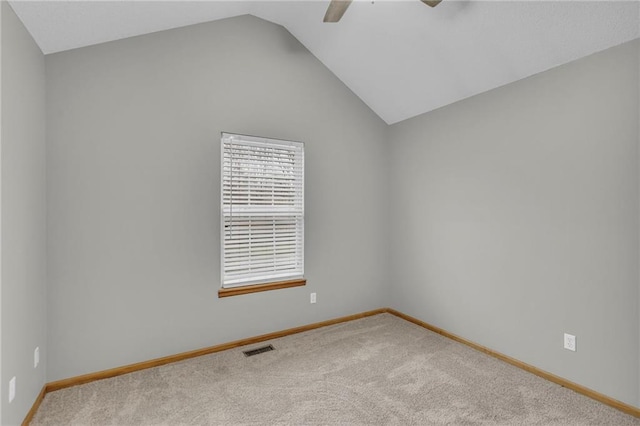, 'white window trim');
220,132,305,289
